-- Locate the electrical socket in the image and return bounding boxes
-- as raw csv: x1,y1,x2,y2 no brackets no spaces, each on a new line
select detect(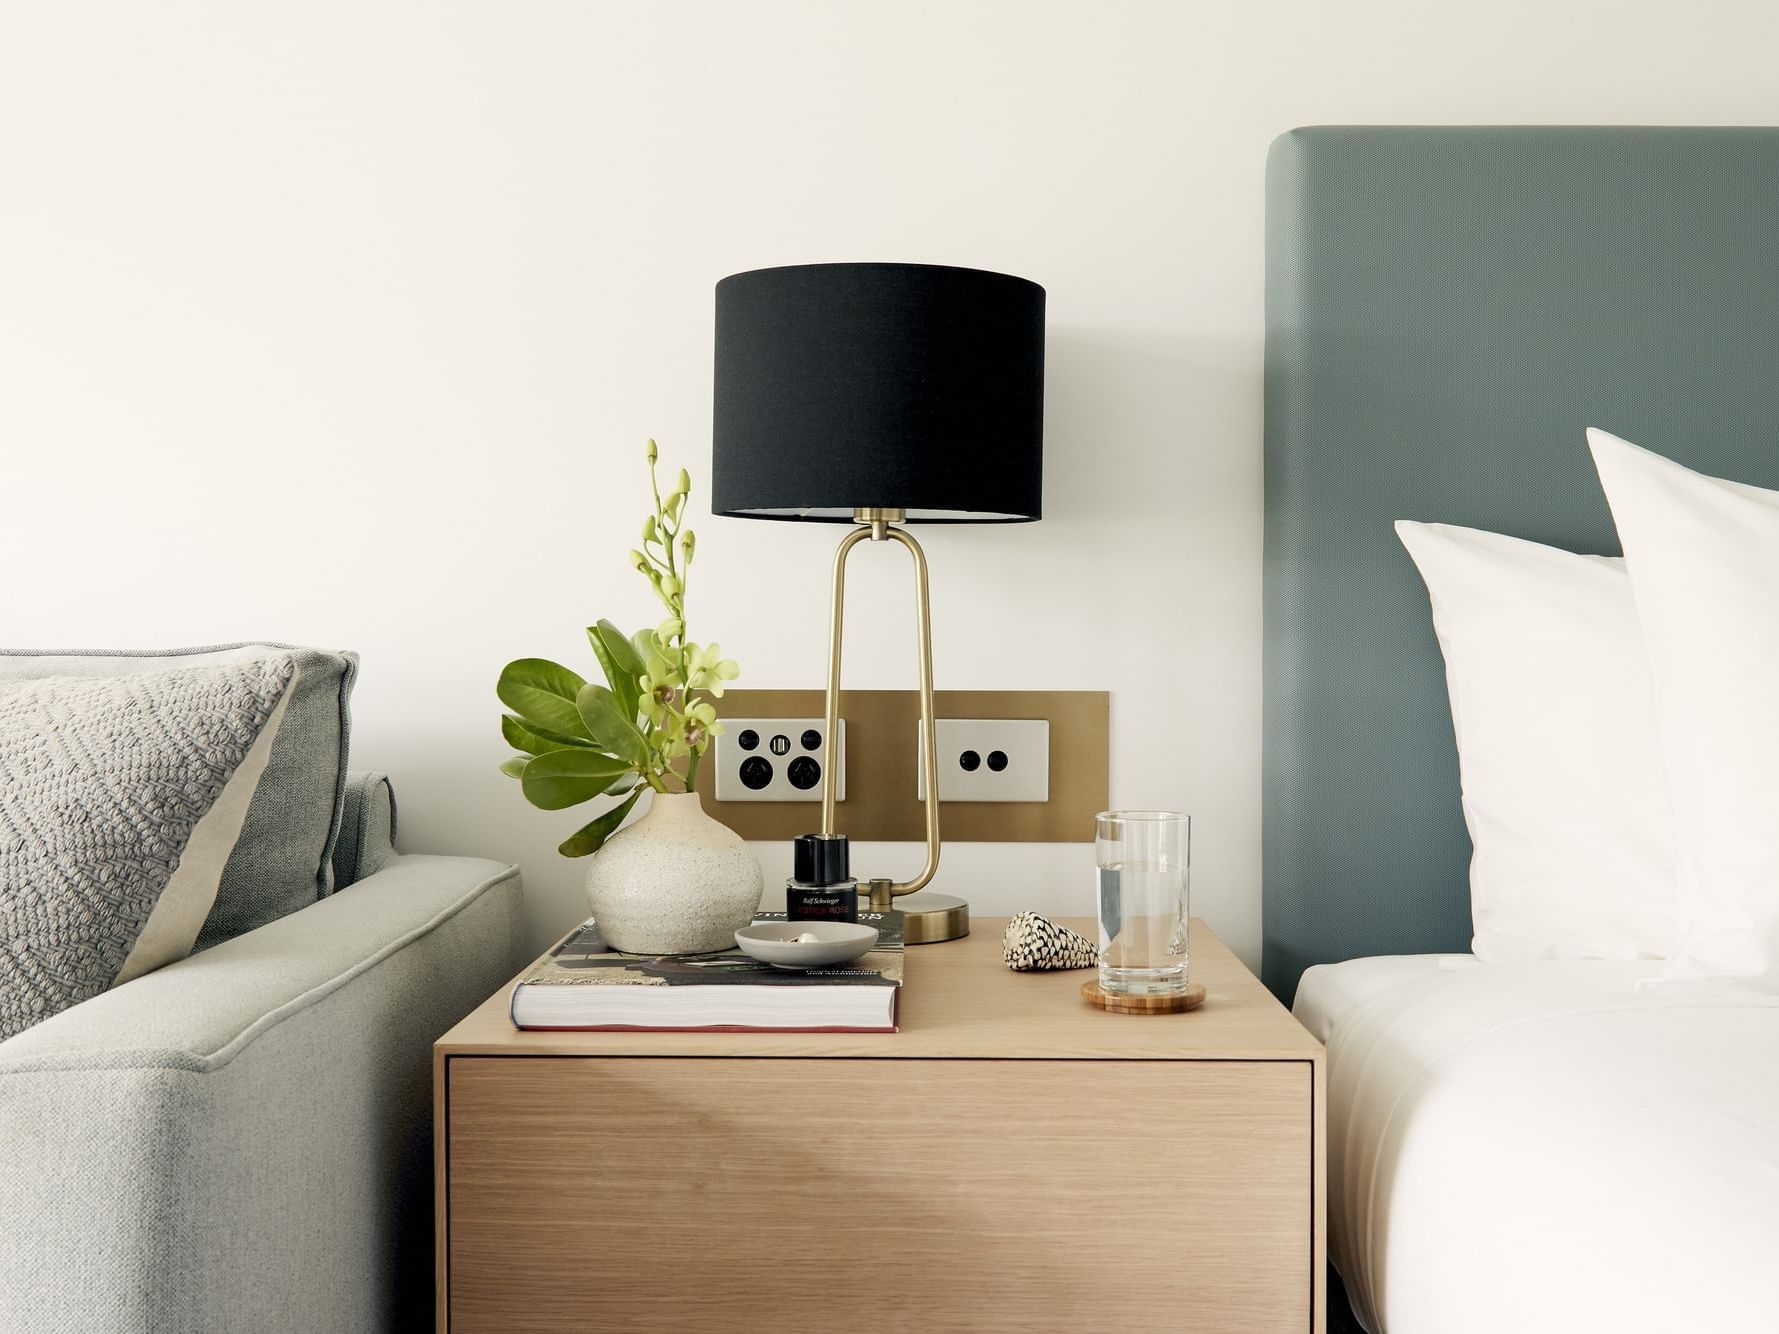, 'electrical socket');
698,689,1105,842
916,719,1050,802
713,717,846,802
